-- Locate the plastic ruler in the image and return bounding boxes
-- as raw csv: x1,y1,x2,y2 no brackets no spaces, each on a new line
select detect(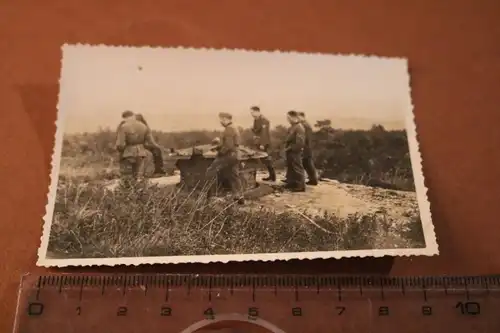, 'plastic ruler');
11,273,500,332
